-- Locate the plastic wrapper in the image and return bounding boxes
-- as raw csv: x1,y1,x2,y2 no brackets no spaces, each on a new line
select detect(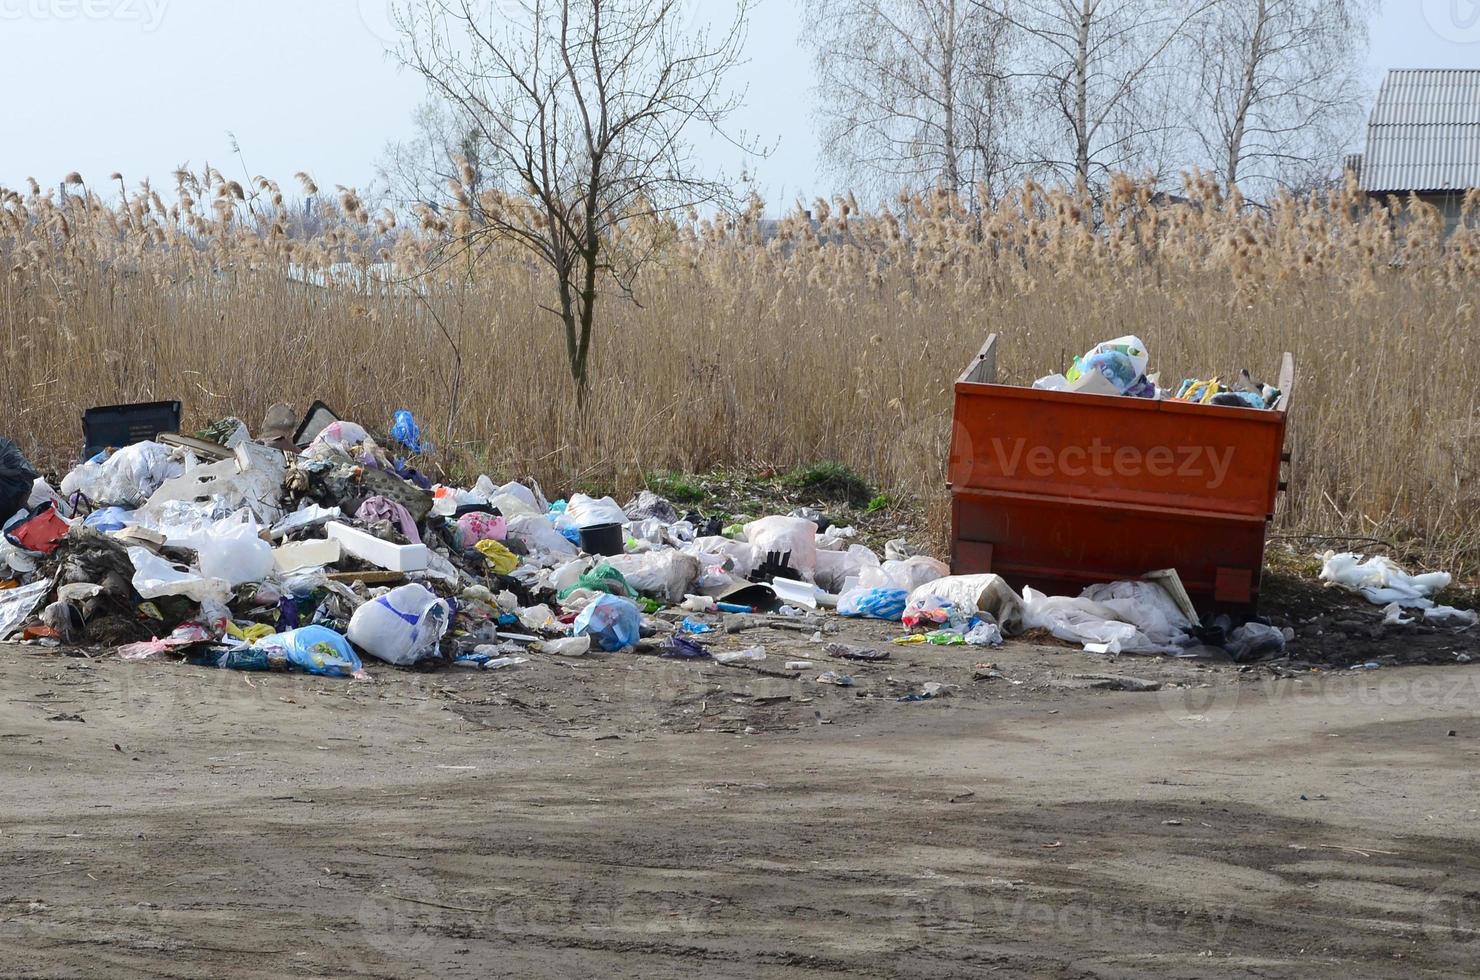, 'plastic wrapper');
0,579,51,640
475,539,520,576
